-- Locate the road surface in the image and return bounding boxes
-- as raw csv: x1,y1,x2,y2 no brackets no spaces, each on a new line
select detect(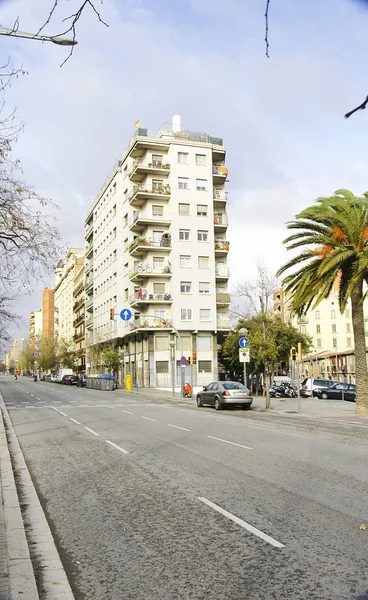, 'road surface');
2,377,368,600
